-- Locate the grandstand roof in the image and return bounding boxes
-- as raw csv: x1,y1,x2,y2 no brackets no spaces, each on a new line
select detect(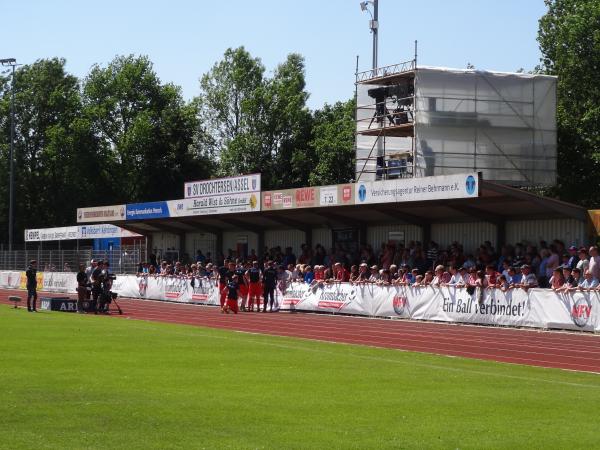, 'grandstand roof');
111,180,589,236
